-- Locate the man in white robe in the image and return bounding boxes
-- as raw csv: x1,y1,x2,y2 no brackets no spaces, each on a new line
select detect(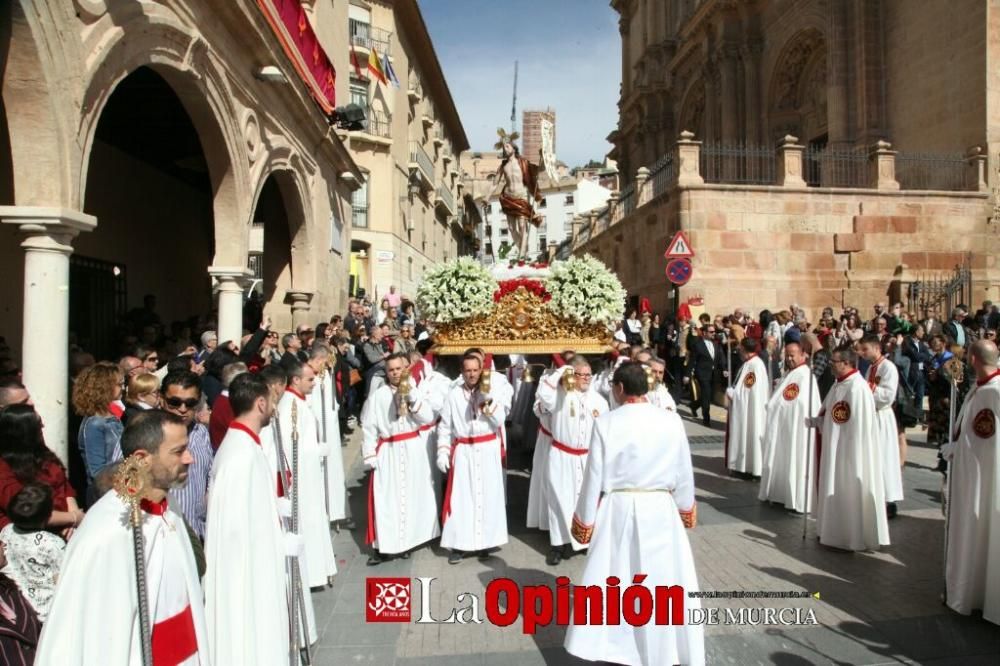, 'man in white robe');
759,342,820,512
944,339,1000,623
535,358,609,565
305,345,347,523
565,362,704,666
859,334,905,516
204,373,289,665
647,356,677,411
276,360,337,588
527,365,559,531
362,353,440,564
437,352,508,563
36,410,210,665
812,347,890,551
725,338,770,476
408,351,452,499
